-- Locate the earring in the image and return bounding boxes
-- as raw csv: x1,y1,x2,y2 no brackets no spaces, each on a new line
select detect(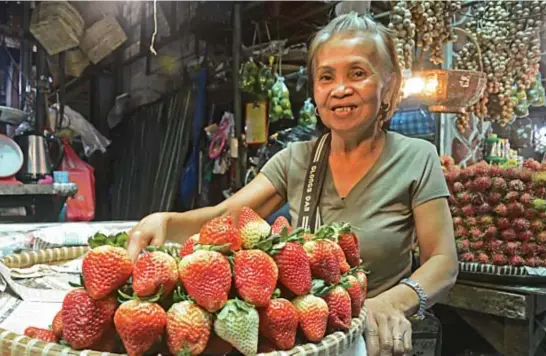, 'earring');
315,107,320,117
